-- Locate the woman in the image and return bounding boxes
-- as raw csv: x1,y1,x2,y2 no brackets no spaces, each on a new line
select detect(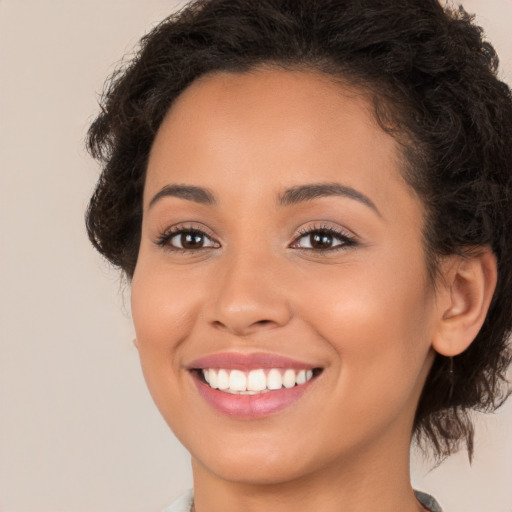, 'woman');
86,1,512,511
